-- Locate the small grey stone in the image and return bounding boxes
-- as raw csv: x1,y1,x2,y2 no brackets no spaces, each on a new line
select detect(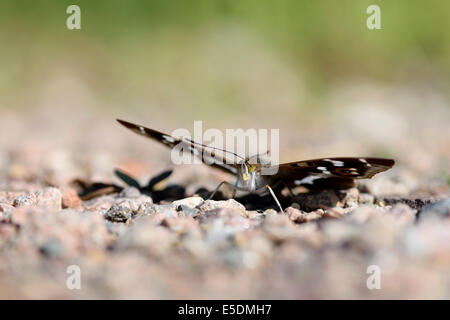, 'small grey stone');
12,188,62,211
172,196,204,209
138,203,176,218
0,203,14,221
39,239,64,258
383,197,432,210
104,204,133,223
176,204,200,217
197,199,246,214
358,193,375,205
418,198,450,220
105,220,129,236
12,195,32,207
159,206,177,218
137,202,155,215
119,187,141,198
222,247,244,268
